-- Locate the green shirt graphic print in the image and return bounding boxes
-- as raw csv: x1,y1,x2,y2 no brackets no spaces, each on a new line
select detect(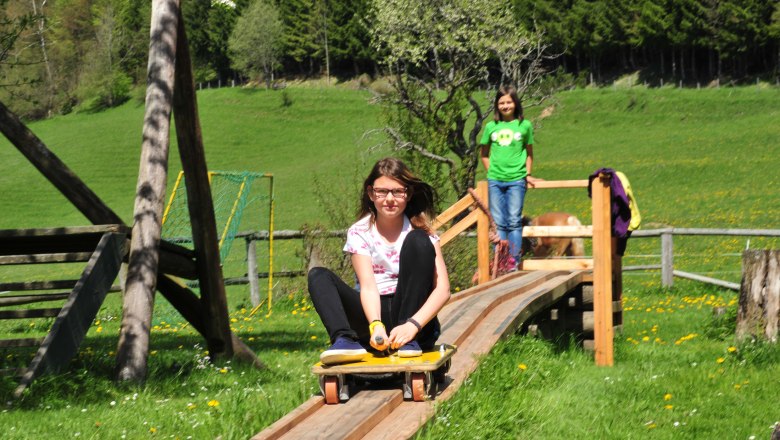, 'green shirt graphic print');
480,119,534,181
